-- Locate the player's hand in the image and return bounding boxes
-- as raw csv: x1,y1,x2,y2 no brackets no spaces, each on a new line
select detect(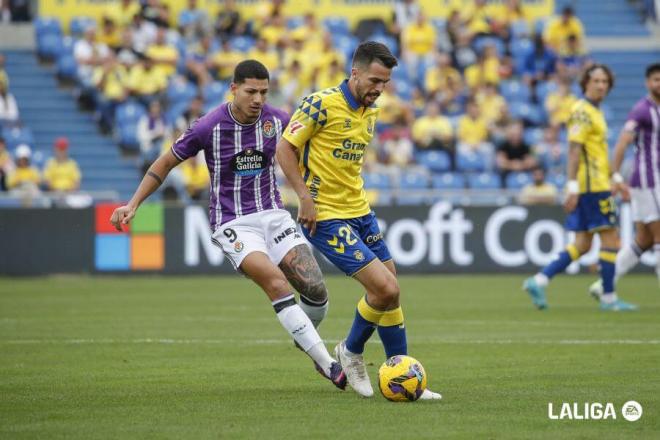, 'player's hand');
110,205,136,231
612,182,631,202
297,195,317,236
563,193,578,213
